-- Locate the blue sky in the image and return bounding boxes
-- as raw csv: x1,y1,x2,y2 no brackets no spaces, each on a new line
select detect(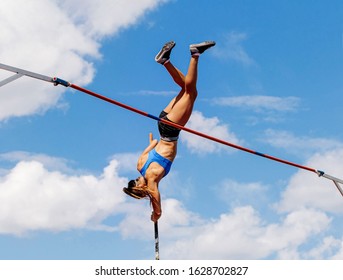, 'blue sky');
0,0,343,260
